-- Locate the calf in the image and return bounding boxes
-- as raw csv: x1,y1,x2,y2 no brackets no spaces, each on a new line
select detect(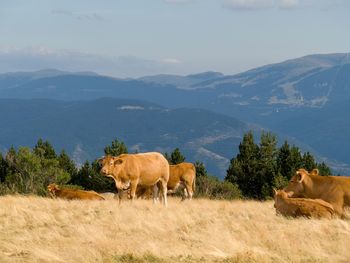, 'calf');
47,183,105,200
273,189,335,219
